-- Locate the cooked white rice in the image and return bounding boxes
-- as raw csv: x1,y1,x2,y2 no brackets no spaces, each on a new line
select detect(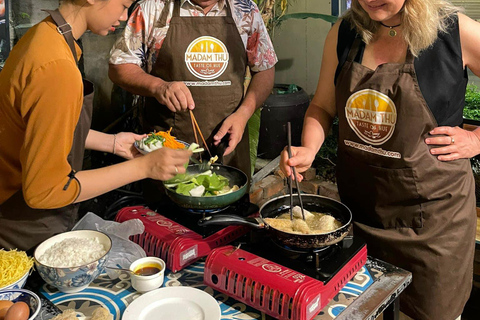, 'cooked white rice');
38,237,107,267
